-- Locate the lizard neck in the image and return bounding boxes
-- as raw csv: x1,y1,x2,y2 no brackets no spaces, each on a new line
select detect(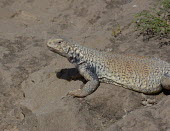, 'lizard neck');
67,43,96,65
67,44,85,64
